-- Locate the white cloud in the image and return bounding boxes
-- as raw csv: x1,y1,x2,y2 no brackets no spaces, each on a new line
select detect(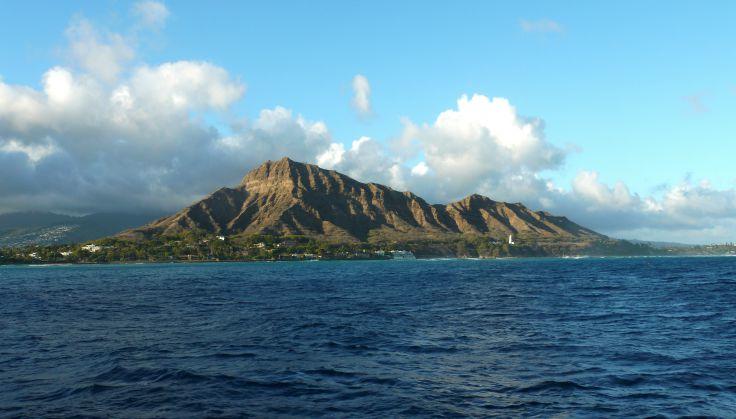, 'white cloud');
396,94,565,202
411,161,429,176
316,142,346,167
65,18,135,83
572,171,636,209
133,1,170,29
218,106,332,165
520,19,564,33
351,74,372,117
544,170,736,242
0,18,334,215
318,136,398,185
130,61,245,111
